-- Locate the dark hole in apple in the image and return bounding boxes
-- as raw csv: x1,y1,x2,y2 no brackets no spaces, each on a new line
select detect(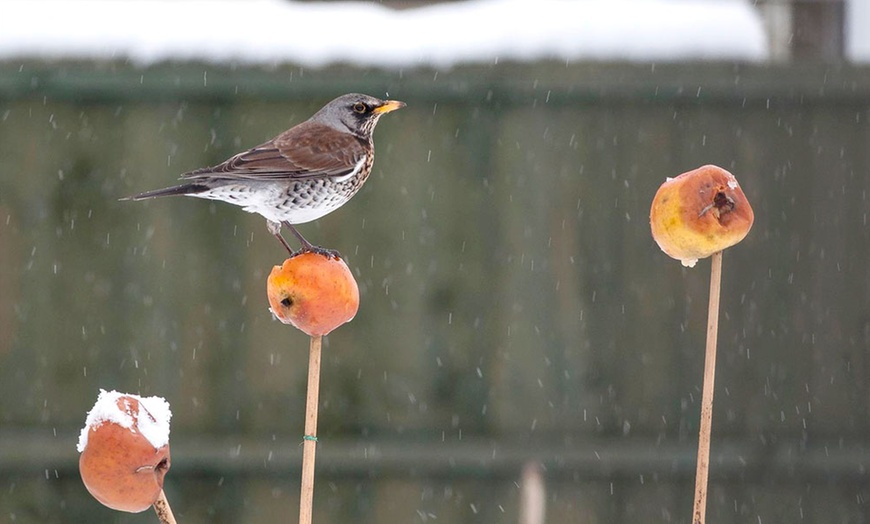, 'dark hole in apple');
281,297,293,308
713,191,735,213
699,188,736,219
